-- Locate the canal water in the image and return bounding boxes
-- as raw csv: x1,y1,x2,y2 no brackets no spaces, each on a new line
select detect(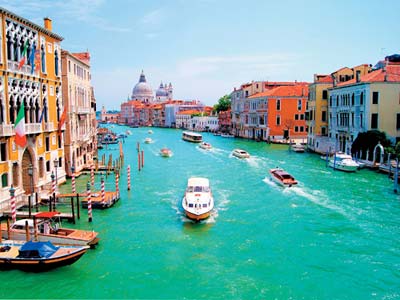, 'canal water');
2,125,399,299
